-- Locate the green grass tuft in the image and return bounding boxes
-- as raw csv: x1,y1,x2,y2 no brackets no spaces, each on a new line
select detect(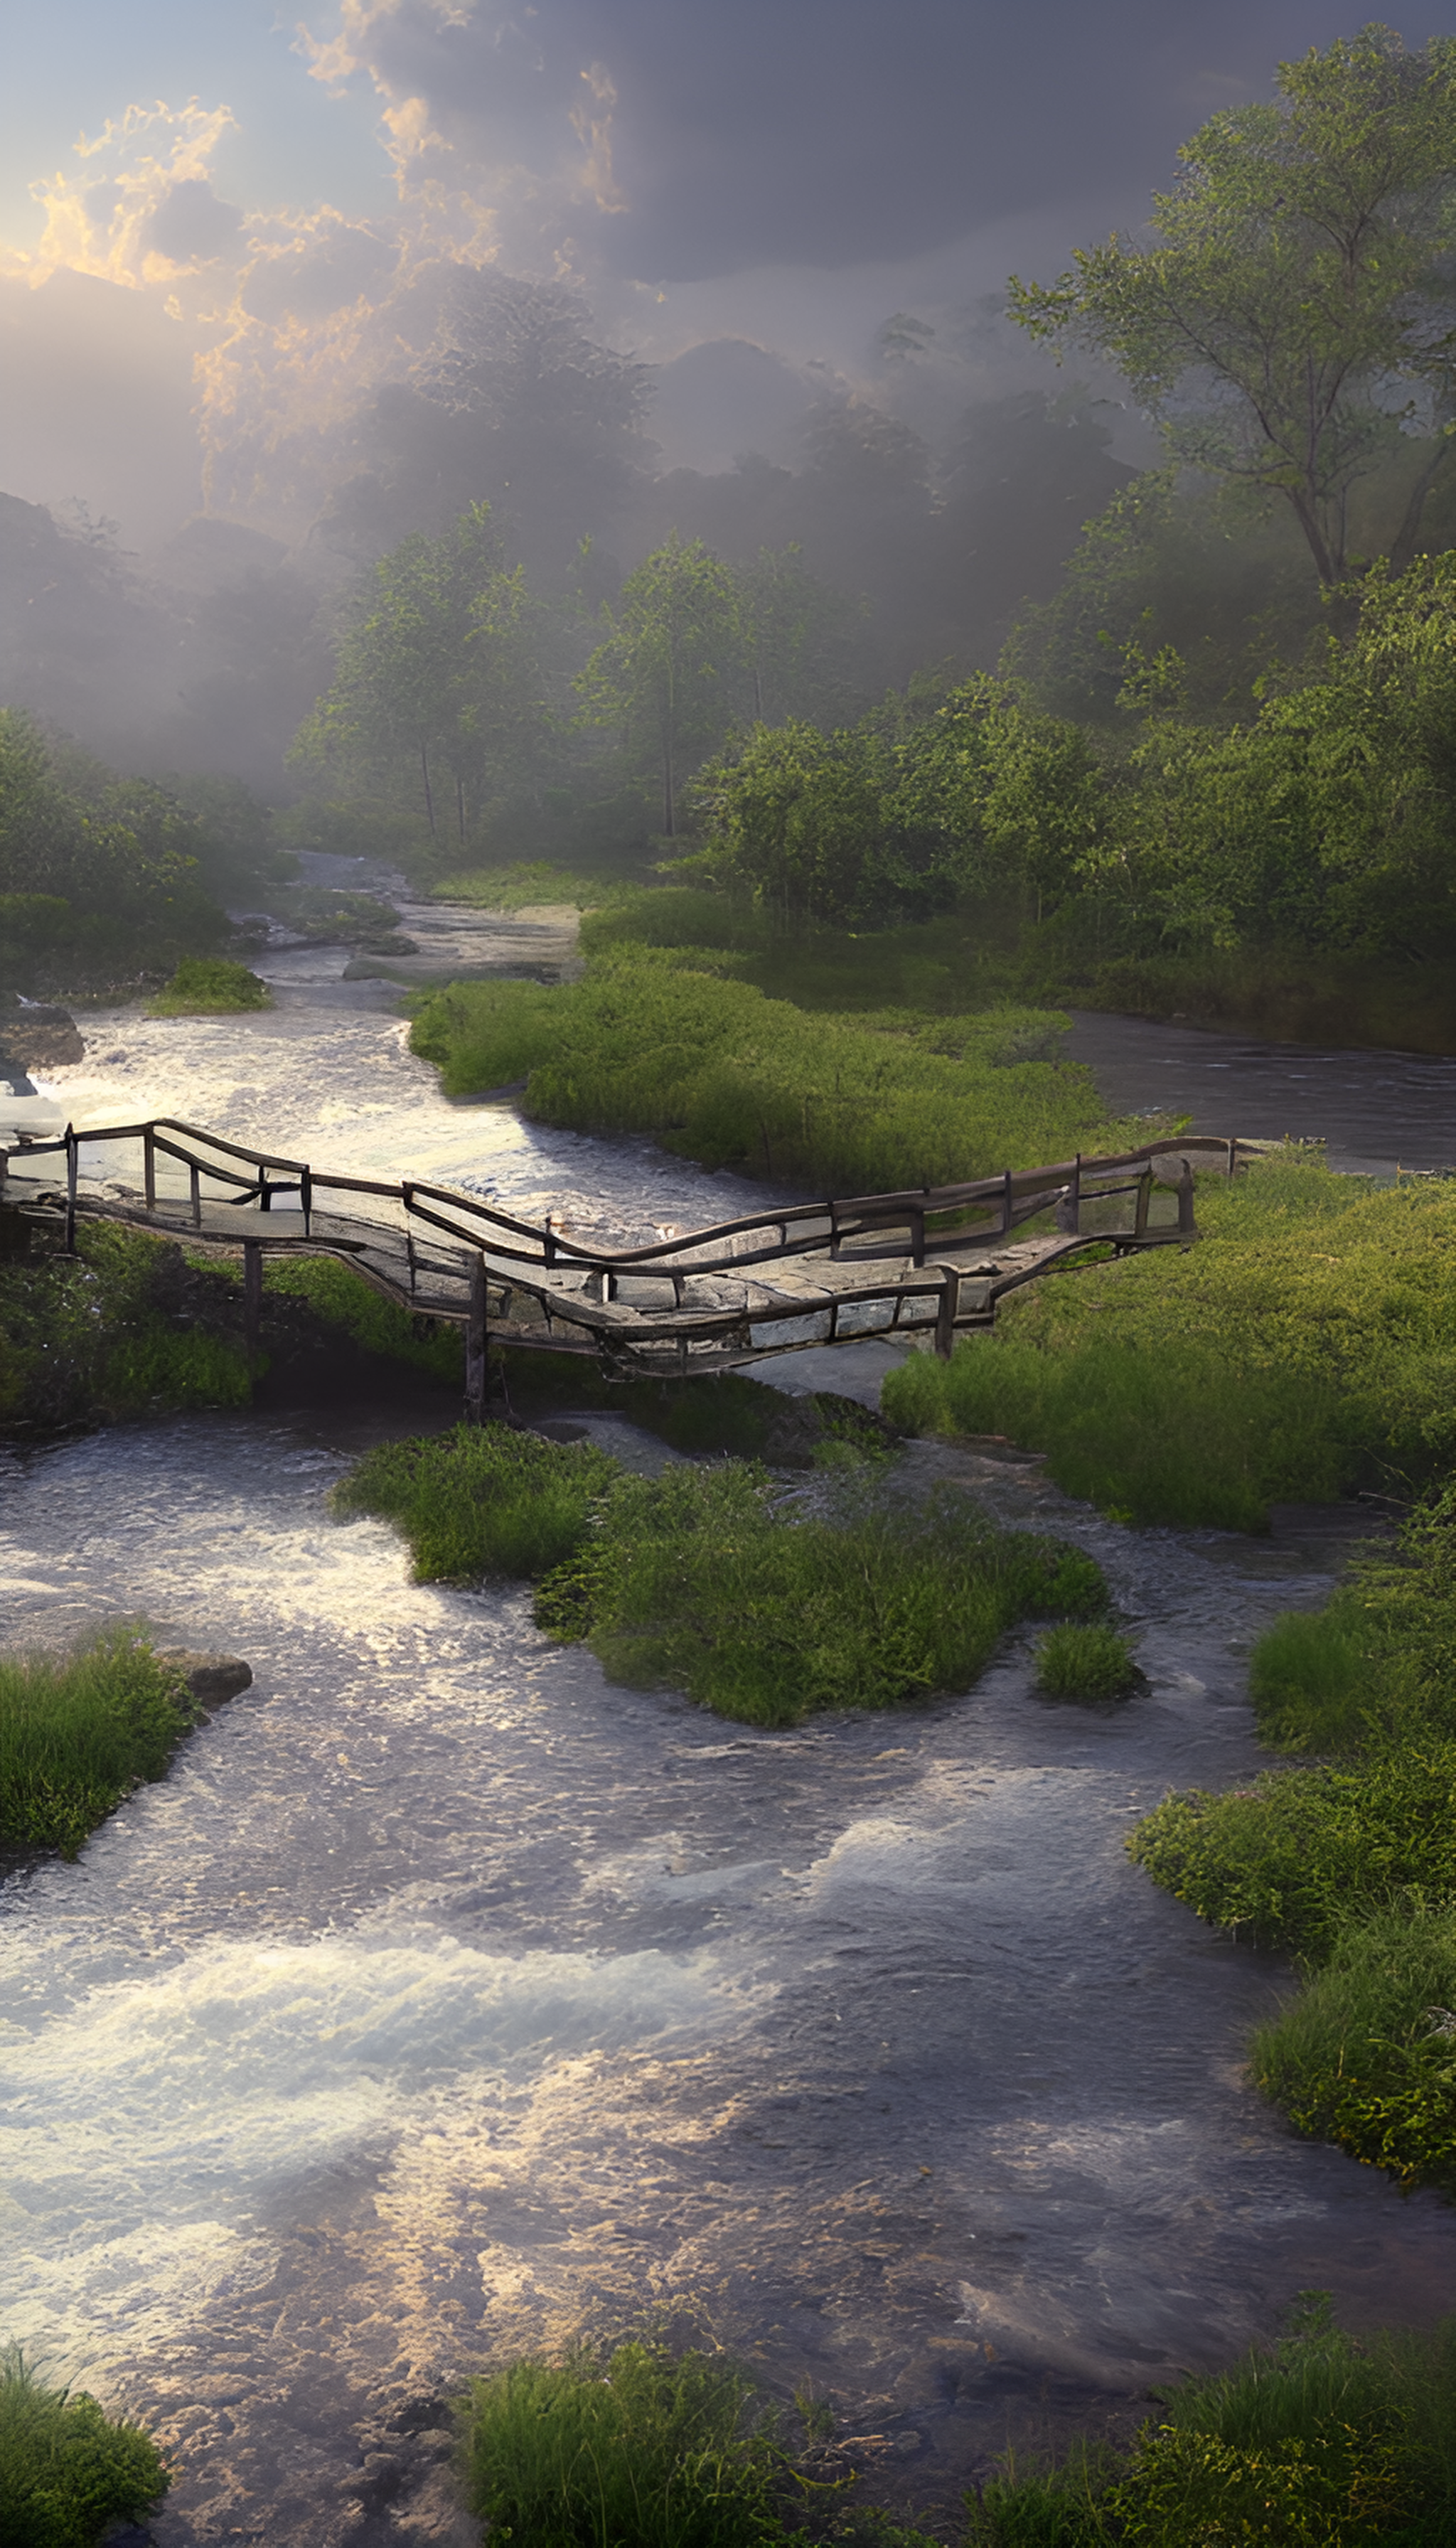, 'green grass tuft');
0,2345,172,2548
884,1150,1456,1527
0,1632,198,1858
147,956,272,1015
1033,1622,1137,1703
1252,1905,1456,2193
458,2335,781,2548
335,1425,1108,1727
